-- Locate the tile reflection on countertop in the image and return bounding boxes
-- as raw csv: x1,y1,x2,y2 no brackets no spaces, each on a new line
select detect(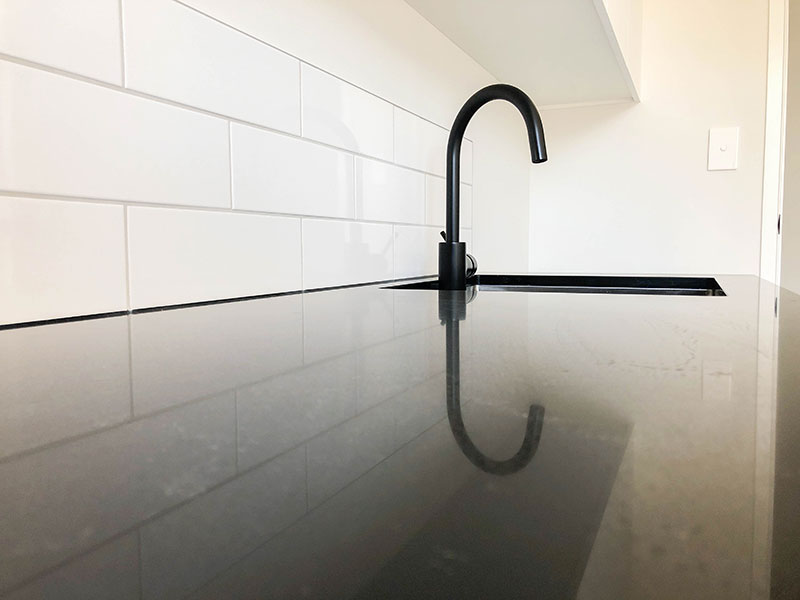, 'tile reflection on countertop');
0,275,797,599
